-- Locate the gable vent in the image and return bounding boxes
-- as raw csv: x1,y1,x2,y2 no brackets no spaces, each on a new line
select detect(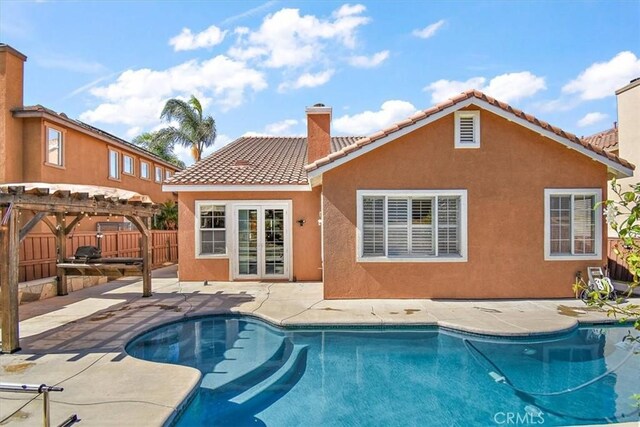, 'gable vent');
454,111,480,149
459,116,475,144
